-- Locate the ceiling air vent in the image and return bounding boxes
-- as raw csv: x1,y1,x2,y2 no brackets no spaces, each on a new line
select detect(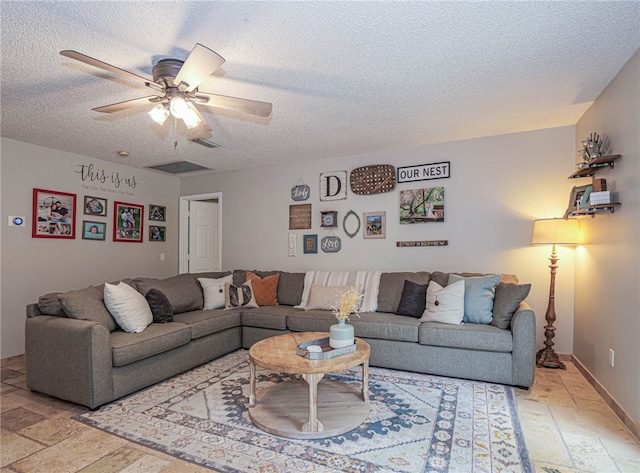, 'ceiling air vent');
147,161,211,174
191,138,221,148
